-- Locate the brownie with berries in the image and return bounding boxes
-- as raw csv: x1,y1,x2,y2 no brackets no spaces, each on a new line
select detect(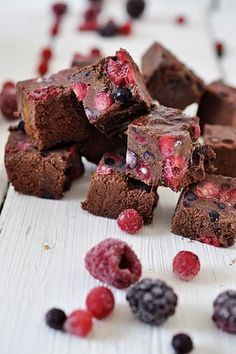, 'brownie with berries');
69,48,152,136
171,174,236,247
142,42,205,109
197,81,236,131
126,105,216,192
81,153,158,224
5,124,84,199
204,124,236,178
